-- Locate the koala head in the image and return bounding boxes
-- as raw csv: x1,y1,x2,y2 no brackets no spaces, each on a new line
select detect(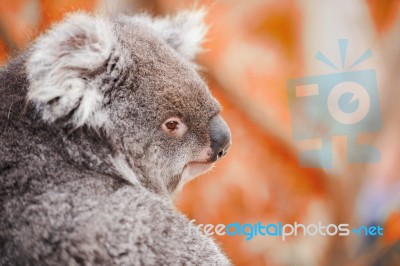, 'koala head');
26,10,231,195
